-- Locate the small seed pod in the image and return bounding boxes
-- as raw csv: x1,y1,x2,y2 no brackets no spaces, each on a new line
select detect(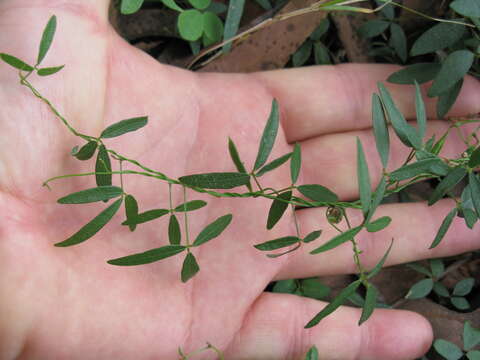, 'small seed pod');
326,206,343,225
